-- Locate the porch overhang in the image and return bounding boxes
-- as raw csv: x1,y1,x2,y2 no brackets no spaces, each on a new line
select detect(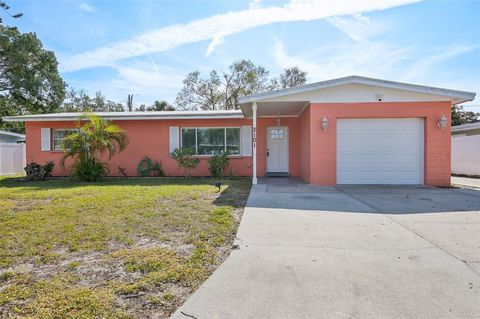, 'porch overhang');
239,101,309,118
